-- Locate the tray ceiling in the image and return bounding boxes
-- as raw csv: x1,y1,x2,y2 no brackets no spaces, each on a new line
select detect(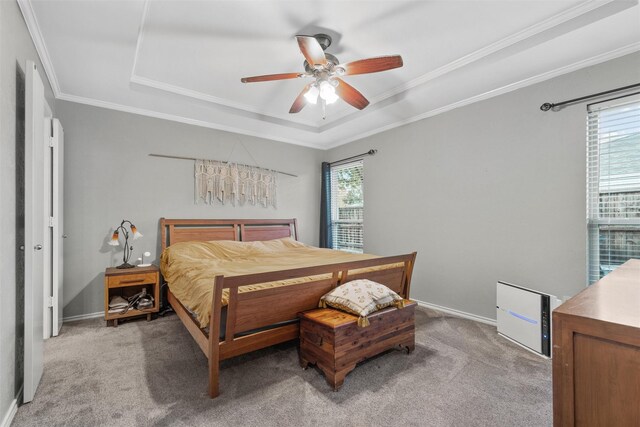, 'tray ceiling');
19,0,640,149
